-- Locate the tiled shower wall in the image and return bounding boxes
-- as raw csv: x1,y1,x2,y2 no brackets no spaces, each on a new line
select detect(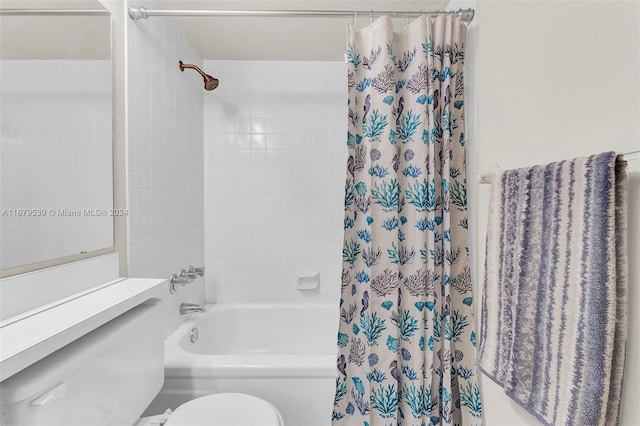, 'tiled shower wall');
127,4,205,336
203,60,347,304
